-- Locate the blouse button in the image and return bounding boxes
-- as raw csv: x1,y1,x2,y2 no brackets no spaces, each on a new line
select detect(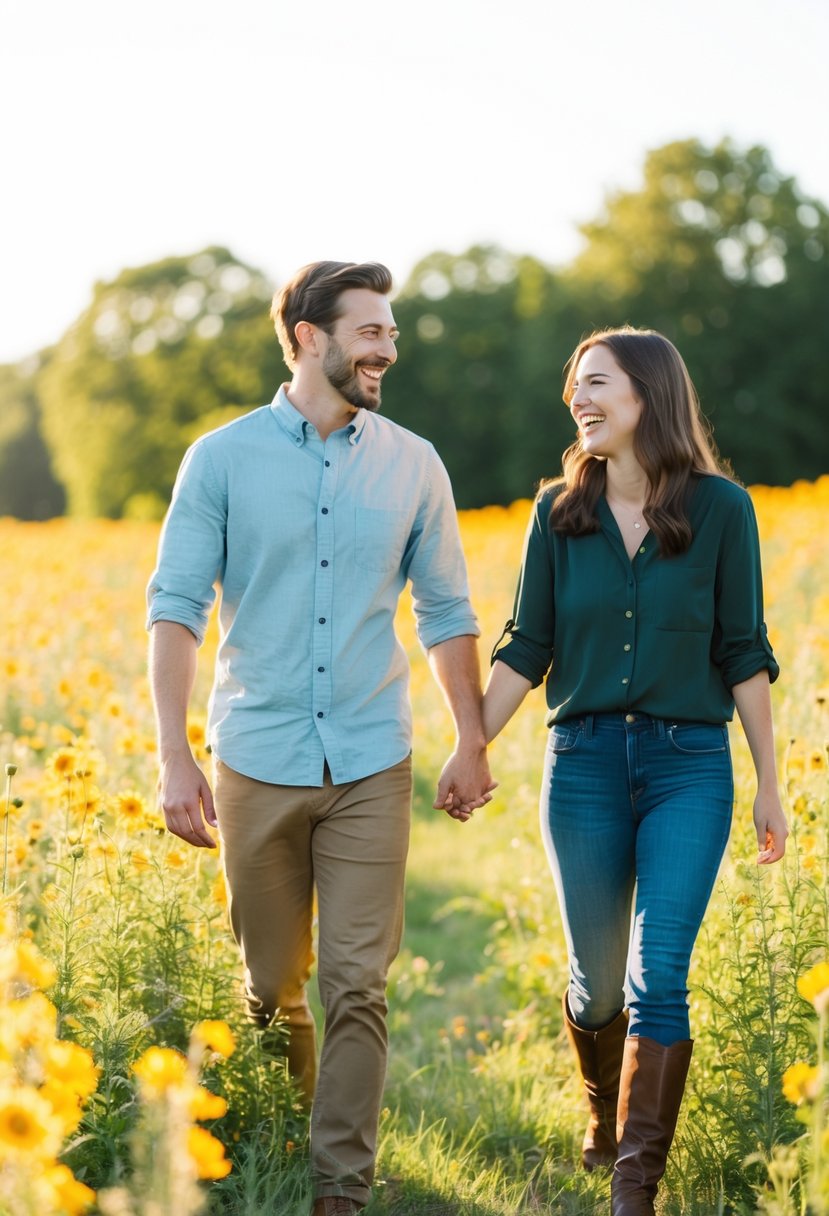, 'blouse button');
624,644,631,652
625,610,633,619
622,677,629,685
